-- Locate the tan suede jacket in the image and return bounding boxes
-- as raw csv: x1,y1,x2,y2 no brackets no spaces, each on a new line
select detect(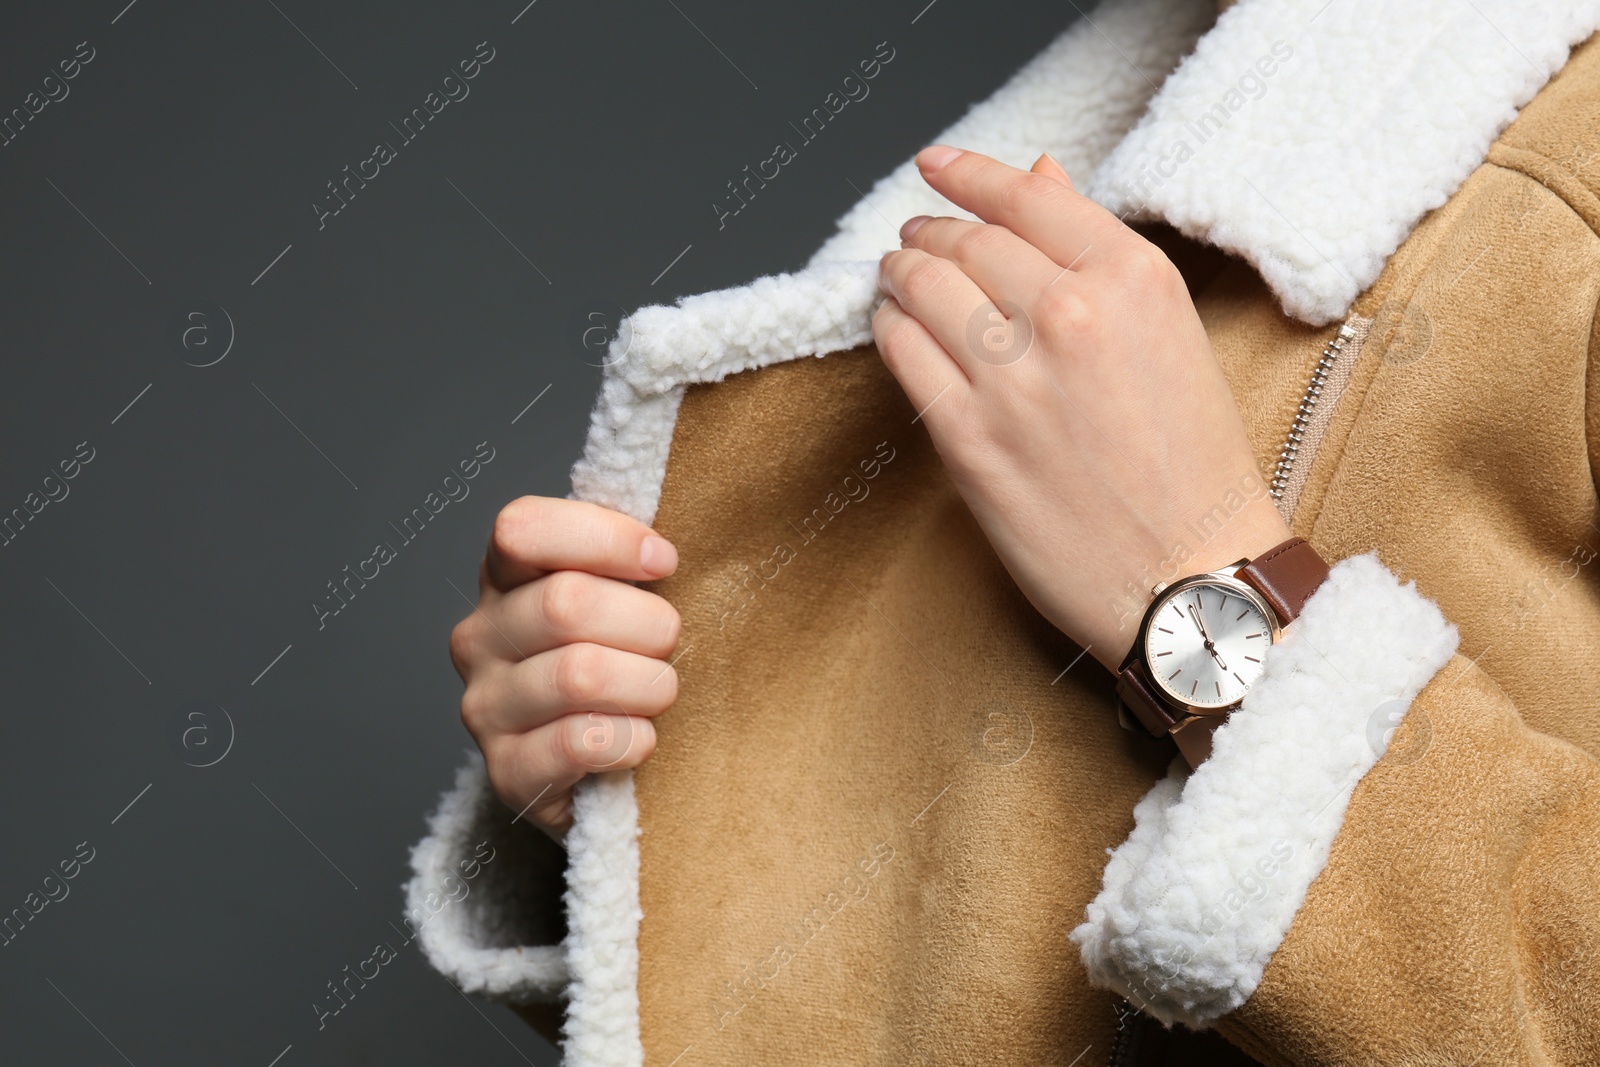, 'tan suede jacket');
405,1,1600,1064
